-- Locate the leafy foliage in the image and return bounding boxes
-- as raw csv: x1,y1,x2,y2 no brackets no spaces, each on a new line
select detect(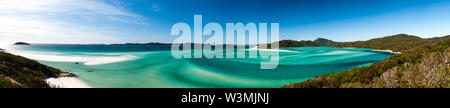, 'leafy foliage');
428,35,450,41
276,38,340,48
0,52,70,88
282,38,450,88
334,34,431,52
